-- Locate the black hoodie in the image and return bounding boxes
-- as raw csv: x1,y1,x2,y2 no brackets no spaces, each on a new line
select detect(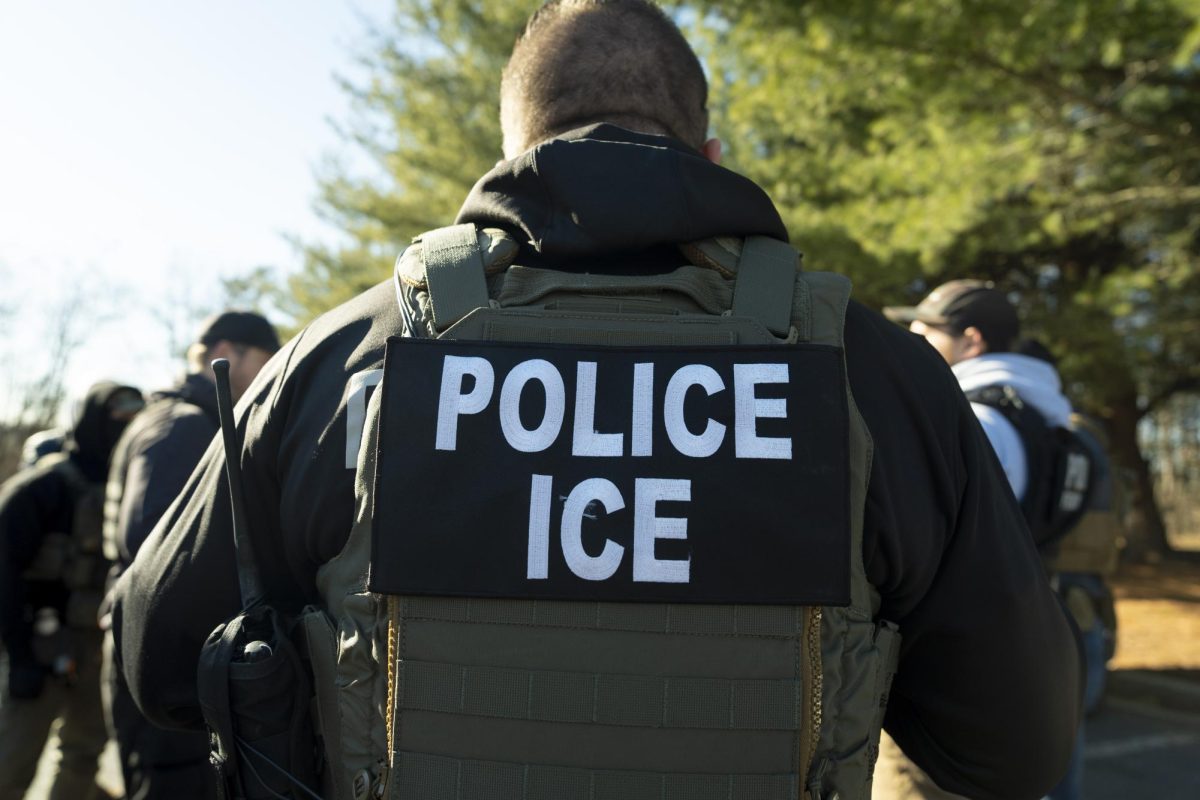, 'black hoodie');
113,126,1080,800
0,381,140,666
105,372,221,569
